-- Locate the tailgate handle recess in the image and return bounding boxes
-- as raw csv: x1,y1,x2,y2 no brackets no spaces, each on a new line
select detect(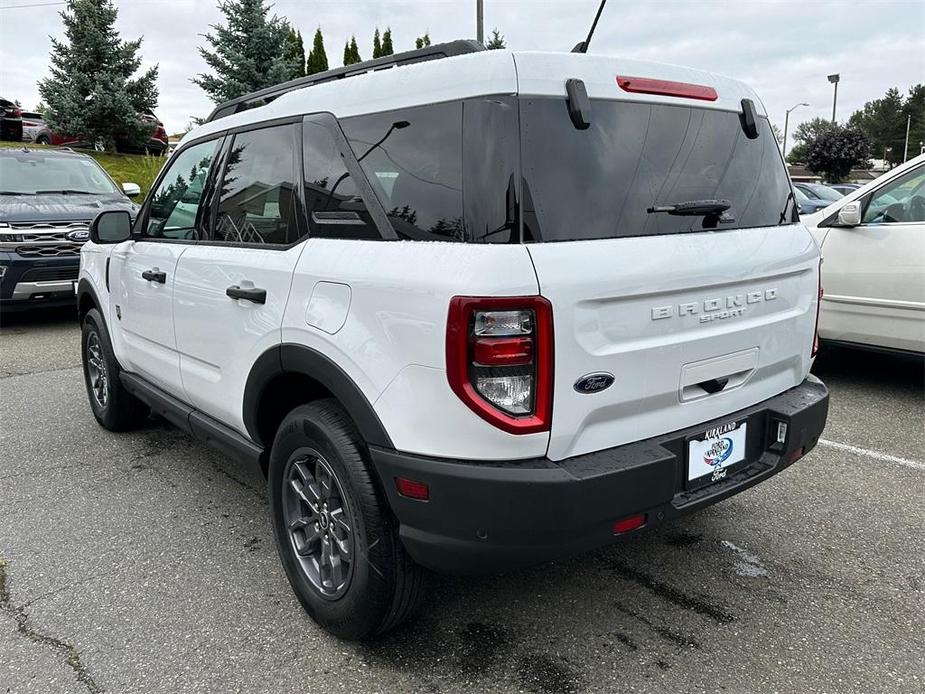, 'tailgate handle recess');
697,377,729,394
